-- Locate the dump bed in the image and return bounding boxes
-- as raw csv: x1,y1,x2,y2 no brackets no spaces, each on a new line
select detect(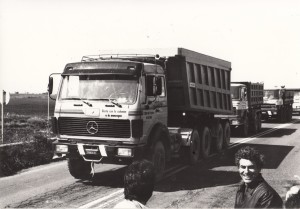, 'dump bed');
166,48,233,115
232,82,264,107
